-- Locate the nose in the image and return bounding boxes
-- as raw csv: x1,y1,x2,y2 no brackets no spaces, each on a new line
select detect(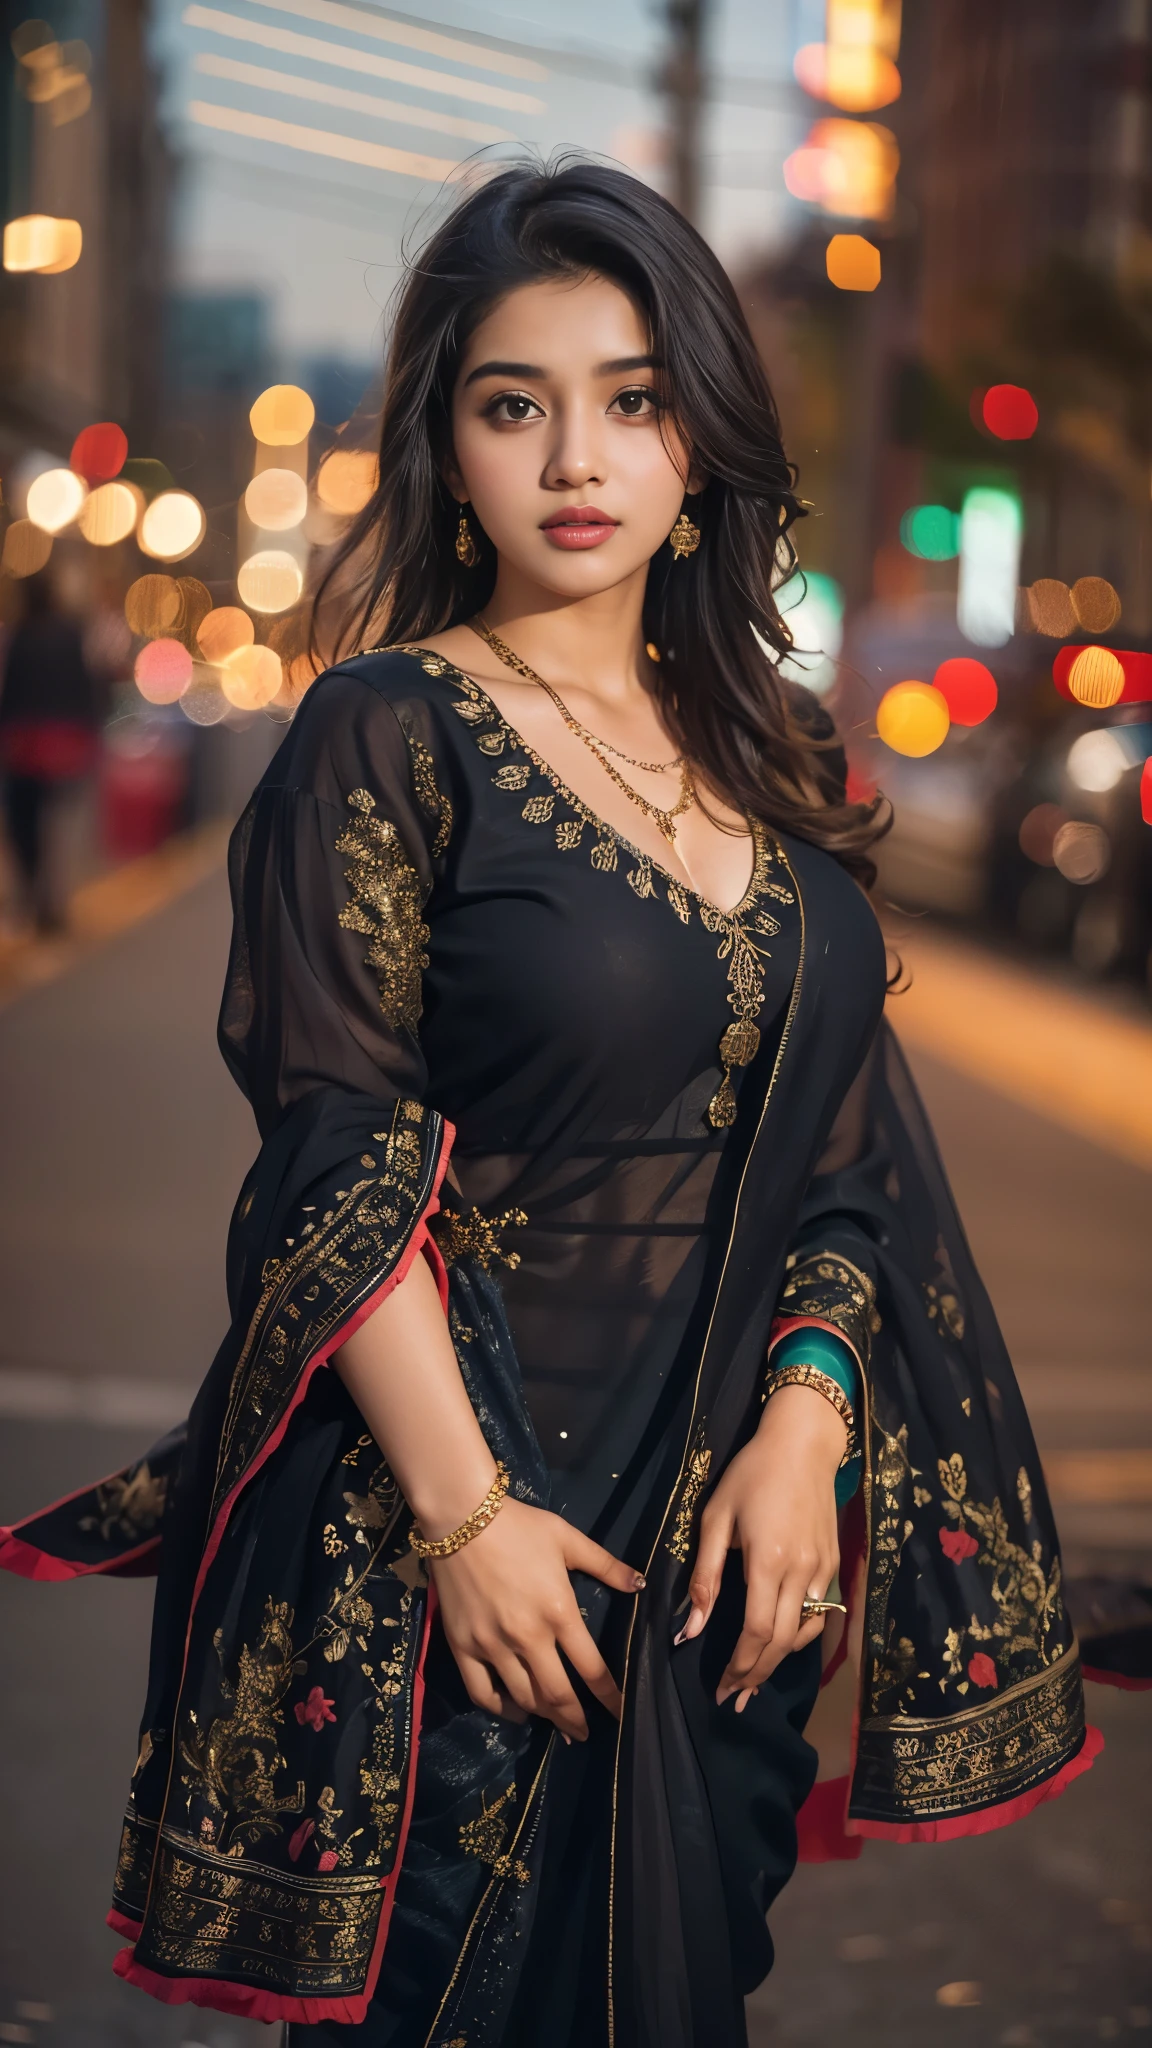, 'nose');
541,397,605,492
